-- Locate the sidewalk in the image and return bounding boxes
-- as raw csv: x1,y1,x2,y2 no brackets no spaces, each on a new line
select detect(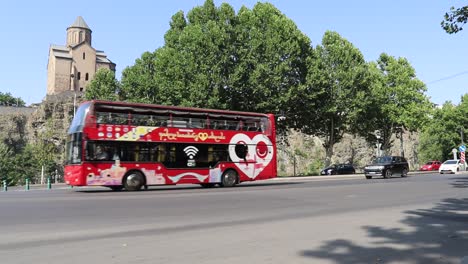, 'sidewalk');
1,183,70,192
271,170,450,181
